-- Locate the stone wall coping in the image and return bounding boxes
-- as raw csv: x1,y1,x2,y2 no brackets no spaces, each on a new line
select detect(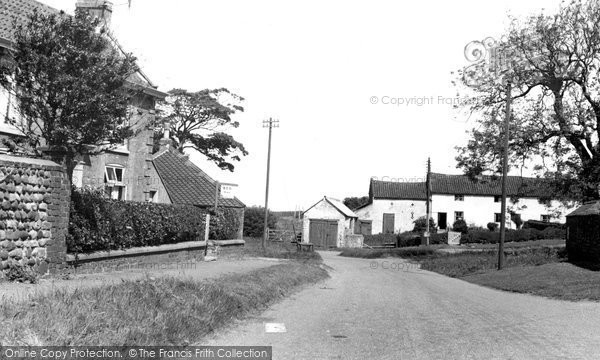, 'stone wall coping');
65,239,245,263
0,154,62,169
